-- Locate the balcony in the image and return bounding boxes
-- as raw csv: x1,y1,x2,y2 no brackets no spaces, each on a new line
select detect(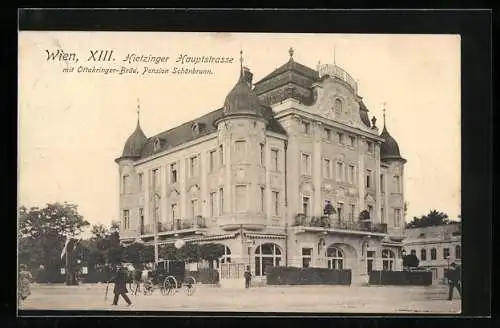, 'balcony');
140,216,207,236
292,214,388,234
